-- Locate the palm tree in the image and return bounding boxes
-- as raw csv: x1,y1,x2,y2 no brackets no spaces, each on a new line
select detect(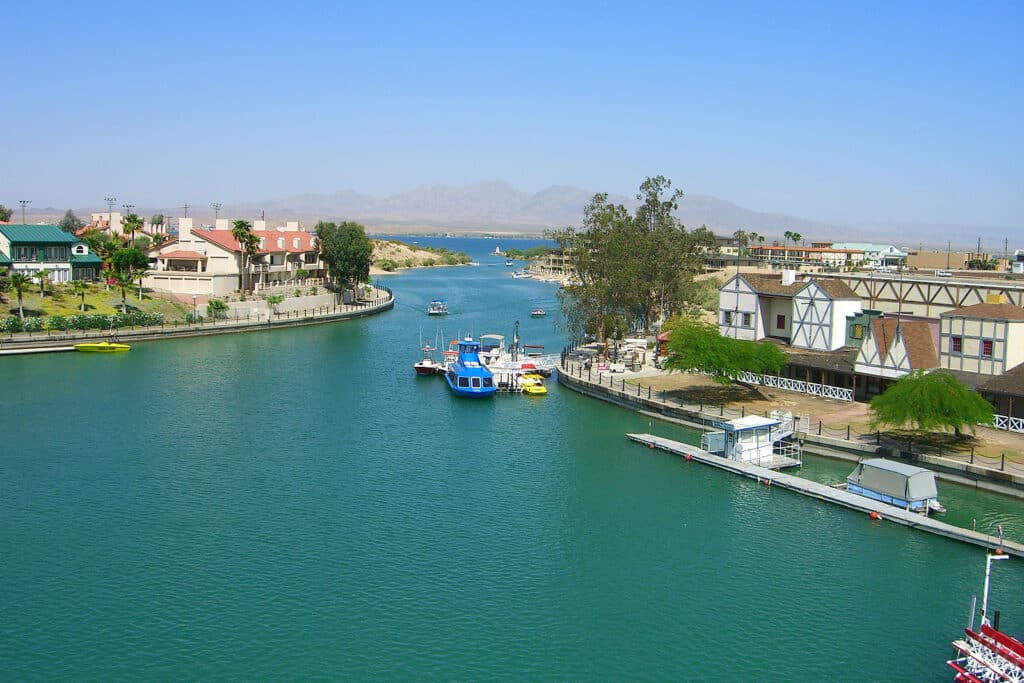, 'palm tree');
36,269,50,297
10,272,31,319
790,231,803,246
113,270,134,313
122,213,144,246
231,220,254,293
732,229,748,256
243,232,260,293
783,230,794,247
71,280,89,311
